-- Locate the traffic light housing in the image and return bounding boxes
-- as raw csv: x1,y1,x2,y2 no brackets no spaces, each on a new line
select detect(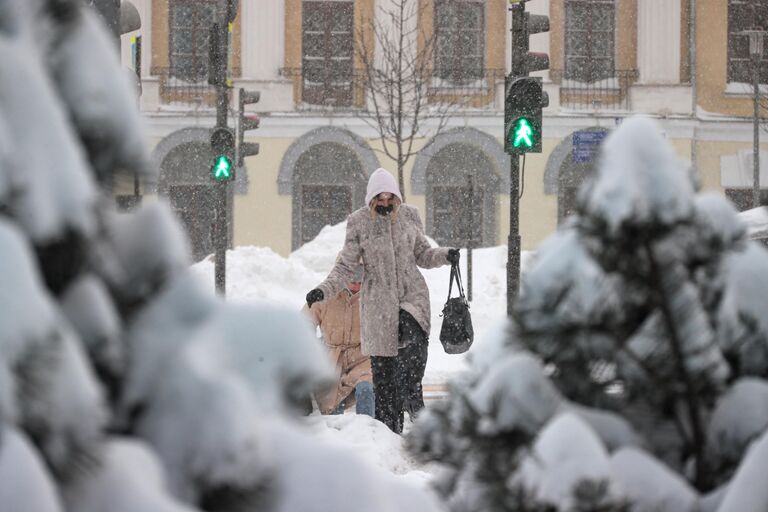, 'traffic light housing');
88,0,140,39
119,1,141,34
210,126,235,181
506,1,549,154
237,88,261,168
510,3,550,76
505,76,547,154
